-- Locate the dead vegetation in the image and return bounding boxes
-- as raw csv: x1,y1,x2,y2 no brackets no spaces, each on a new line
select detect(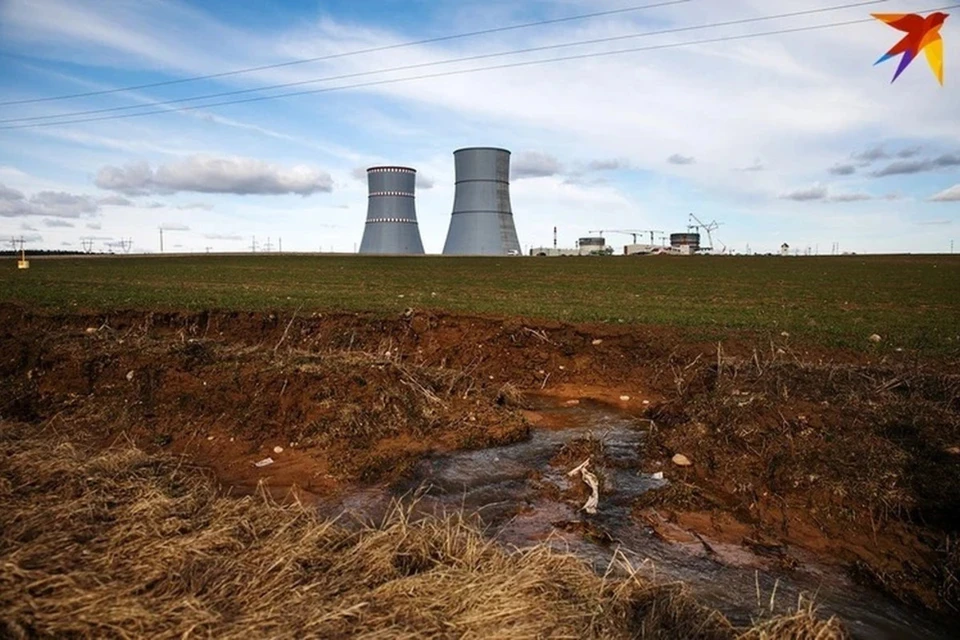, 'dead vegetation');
0,423,848,639
641,343,960,613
